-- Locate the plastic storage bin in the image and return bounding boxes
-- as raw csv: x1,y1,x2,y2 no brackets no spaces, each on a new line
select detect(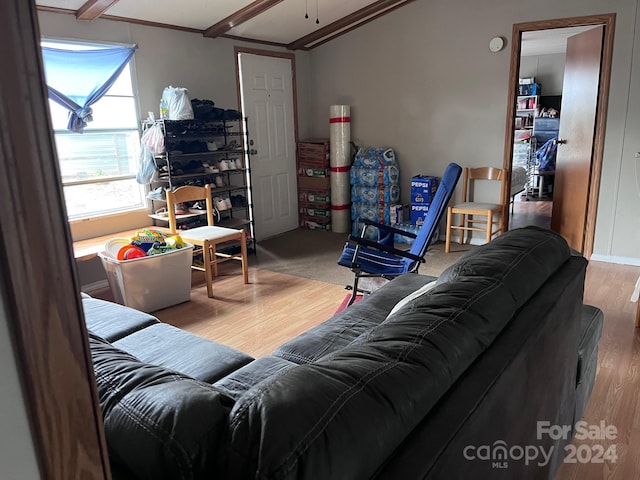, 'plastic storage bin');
98,244,194,313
